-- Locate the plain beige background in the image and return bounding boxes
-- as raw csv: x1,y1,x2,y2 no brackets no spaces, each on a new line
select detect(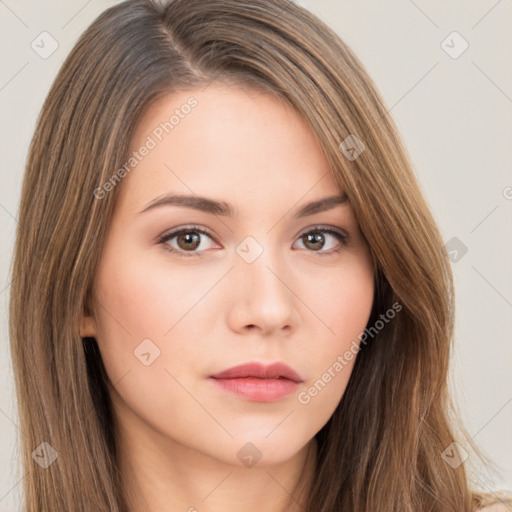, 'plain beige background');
0,0,511,509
